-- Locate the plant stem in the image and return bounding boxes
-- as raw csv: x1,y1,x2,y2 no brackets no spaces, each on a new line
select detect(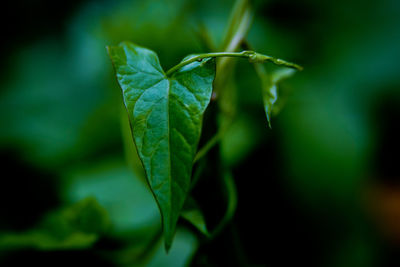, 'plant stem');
214,0,252,101
166,52,247,76
193,128,225,163
165,51,302,77
222,0,250,49
210,170,238,238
